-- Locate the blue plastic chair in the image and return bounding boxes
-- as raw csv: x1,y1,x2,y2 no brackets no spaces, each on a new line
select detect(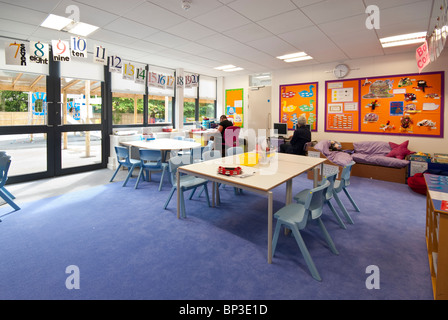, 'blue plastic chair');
226,146,244,156
134,149,168,191
110,146,141,187
333,161,360,224
173,136,184,140
272,180,338,281
293,171,347,229
0,155,20,211
164,156,210,218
